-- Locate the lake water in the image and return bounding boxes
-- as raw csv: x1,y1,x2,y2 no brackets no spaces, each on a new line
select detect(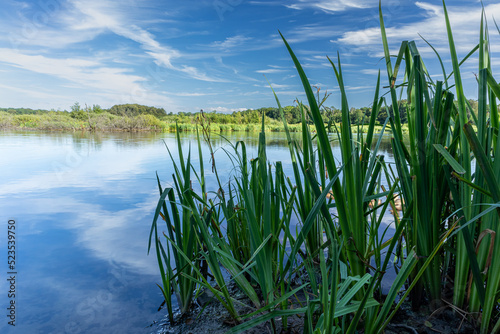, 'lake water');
0,130,395,334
